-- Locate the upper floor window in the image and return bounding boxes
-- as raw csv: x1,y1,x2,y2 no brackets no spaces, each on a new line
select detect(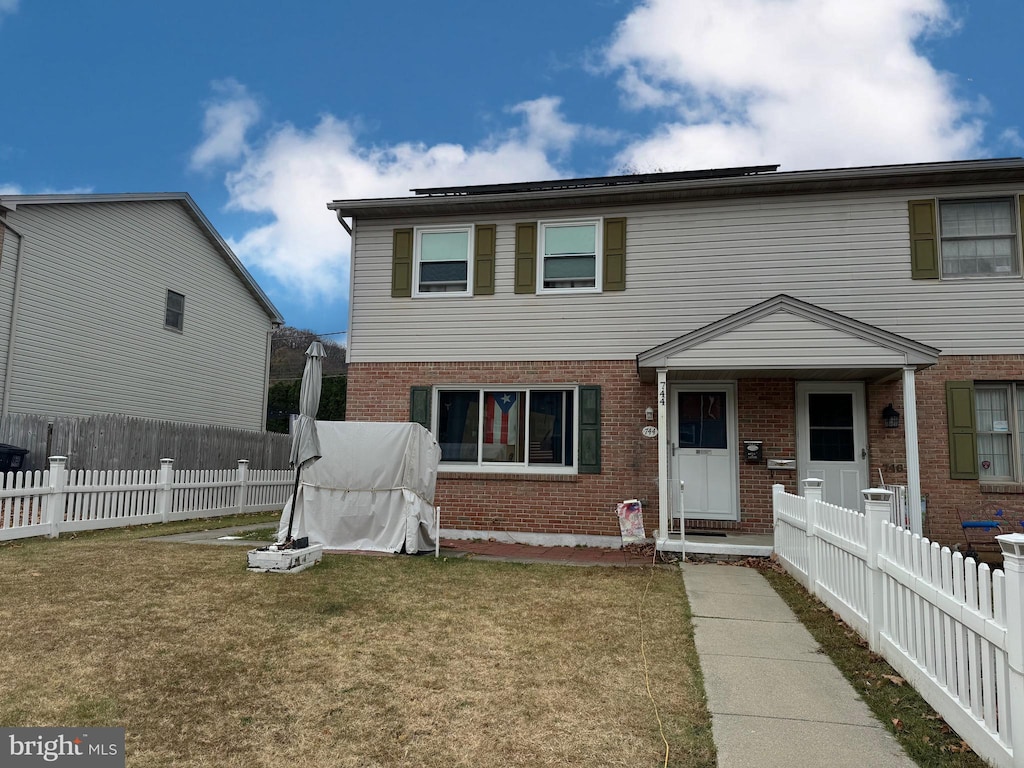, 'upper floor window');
940,198,1020,277
165,290,184,331
538,220,601,293
414,226,472,296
